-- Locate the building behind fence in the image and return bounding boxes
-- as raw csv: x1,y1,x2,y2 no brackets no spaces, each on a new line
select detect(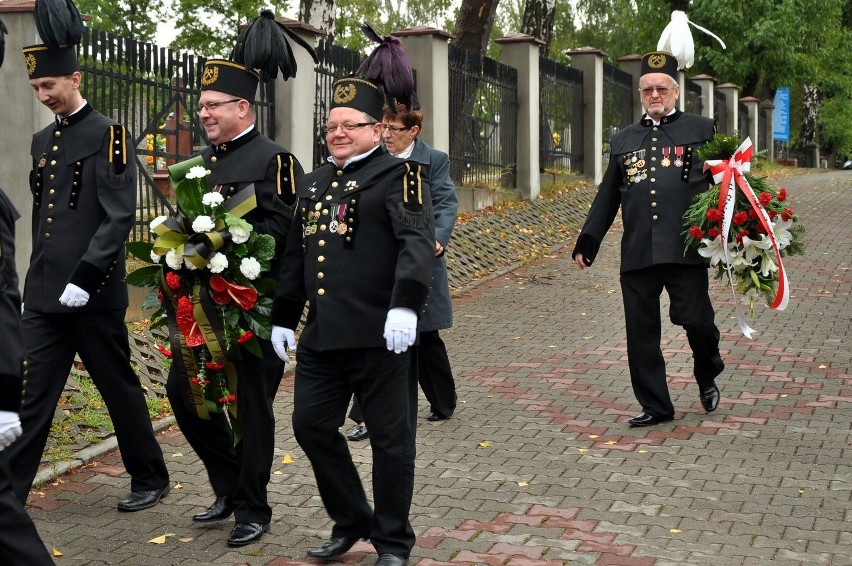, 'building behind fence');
0,4,793,275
